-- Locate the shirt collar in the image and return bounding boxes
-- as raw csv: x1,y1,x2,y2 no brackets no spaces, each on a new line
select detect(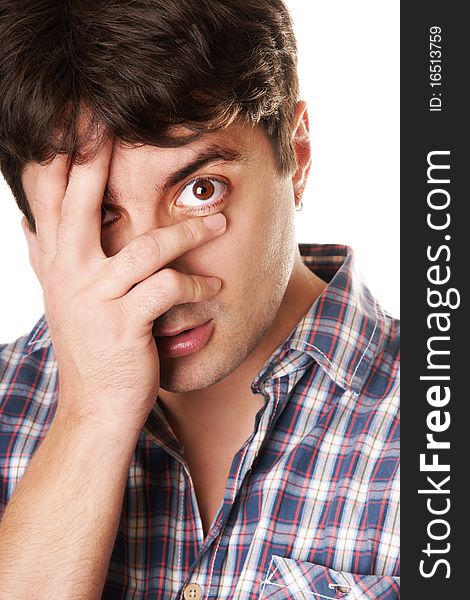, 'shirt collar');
23,313,51,357
22,244,390,395
252,244,390,394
